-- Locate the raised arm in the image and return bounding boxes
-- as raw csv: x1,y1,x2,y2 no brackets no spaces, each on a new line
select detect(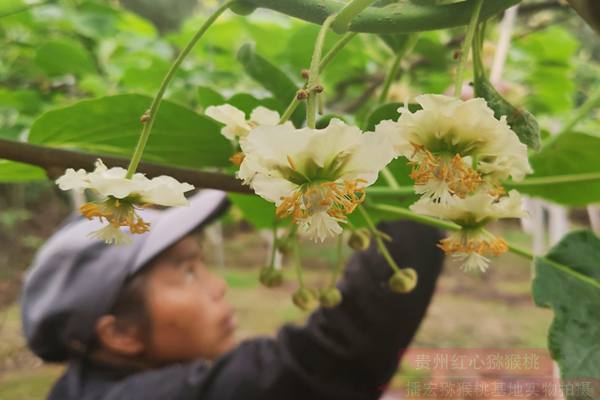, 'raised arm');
182,219,444,400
